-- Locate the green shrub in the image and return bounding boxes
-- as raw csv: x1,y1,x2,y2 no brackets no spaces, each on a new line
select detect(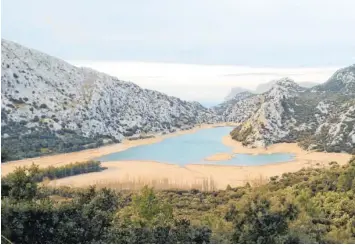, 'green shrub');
2,158,355,243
